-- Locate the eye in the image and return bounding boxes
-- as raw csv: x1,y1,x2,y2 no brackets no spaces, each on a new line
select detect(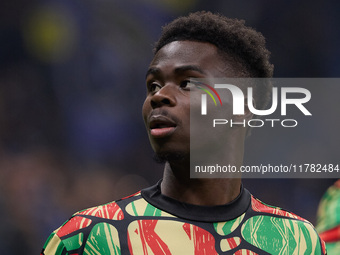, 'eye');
147,82,161,93
180,80,195,90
